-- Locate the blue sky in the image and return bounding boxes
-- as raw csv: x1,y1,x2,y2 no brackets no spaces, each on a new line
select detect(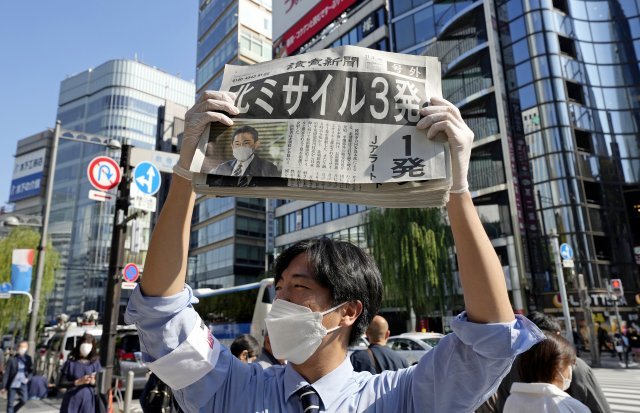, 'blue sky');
0,1,198,209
